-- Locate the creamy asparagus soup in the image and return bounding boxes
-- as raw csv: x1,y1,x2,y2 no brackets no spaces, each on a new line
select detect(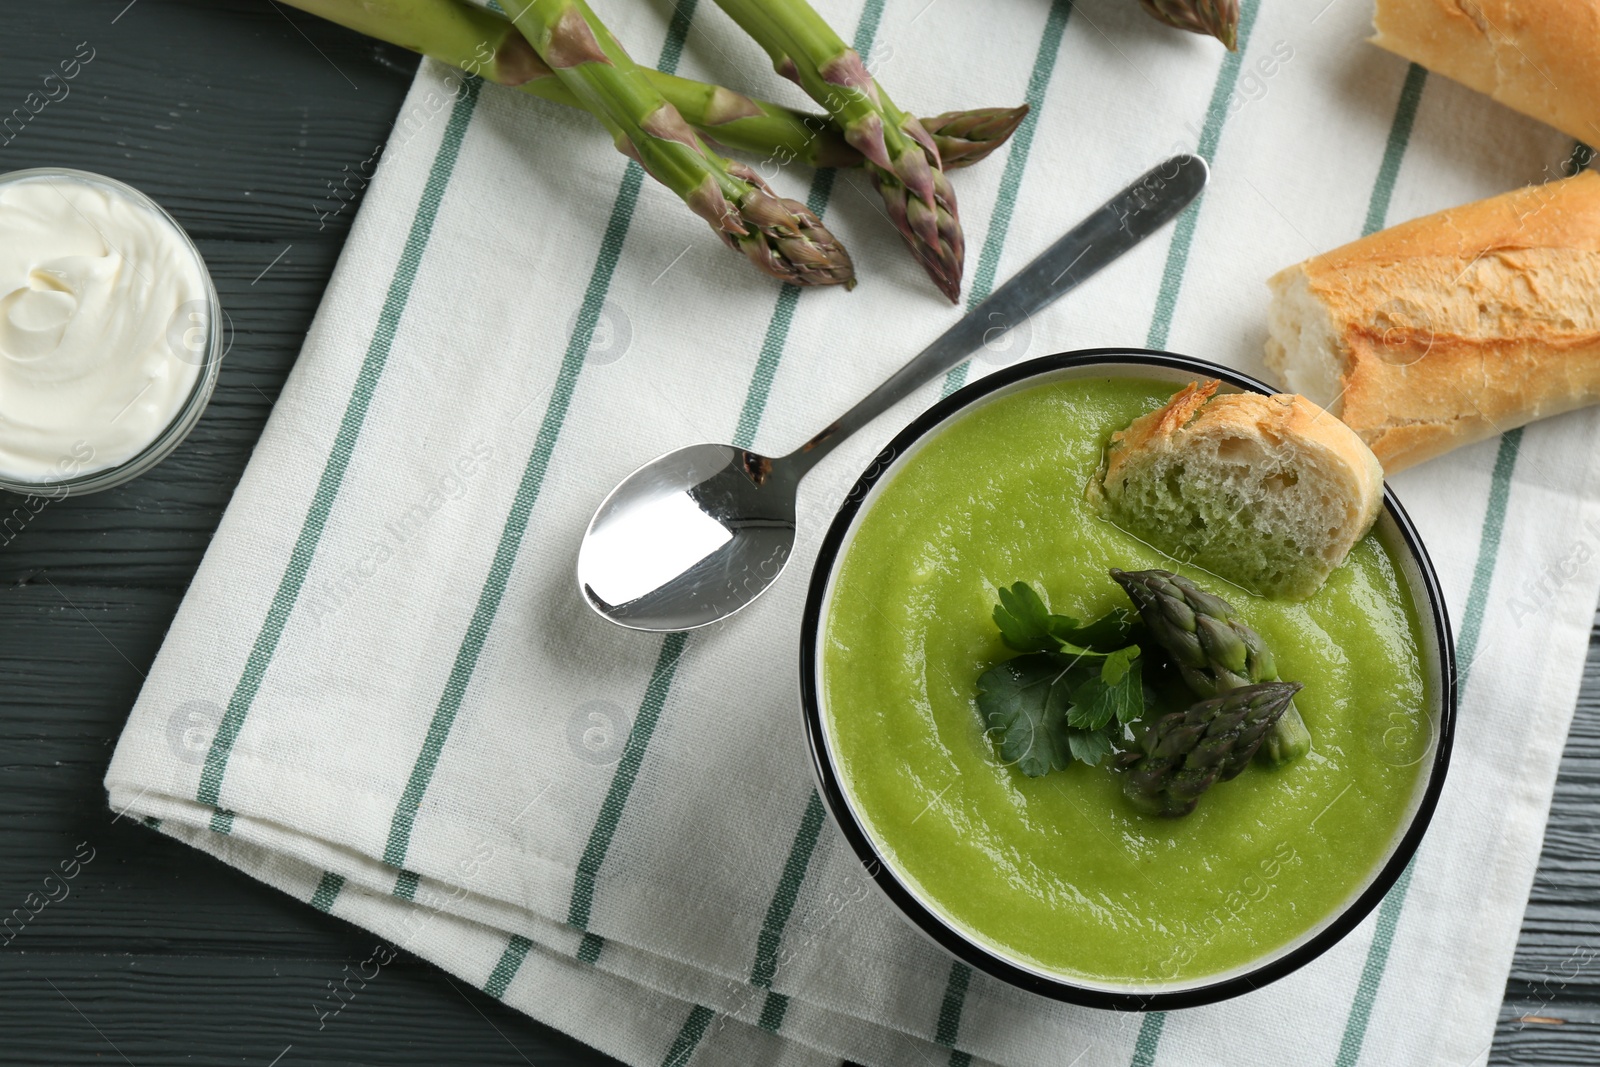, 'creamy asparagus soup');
820,376,1430,984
